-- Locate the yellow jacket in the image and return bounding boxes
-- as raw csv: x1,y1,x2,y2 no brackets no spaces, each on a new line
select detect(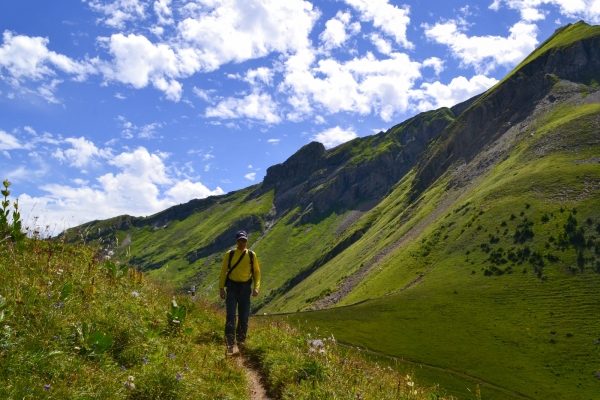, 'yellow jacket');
218,248,261,291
